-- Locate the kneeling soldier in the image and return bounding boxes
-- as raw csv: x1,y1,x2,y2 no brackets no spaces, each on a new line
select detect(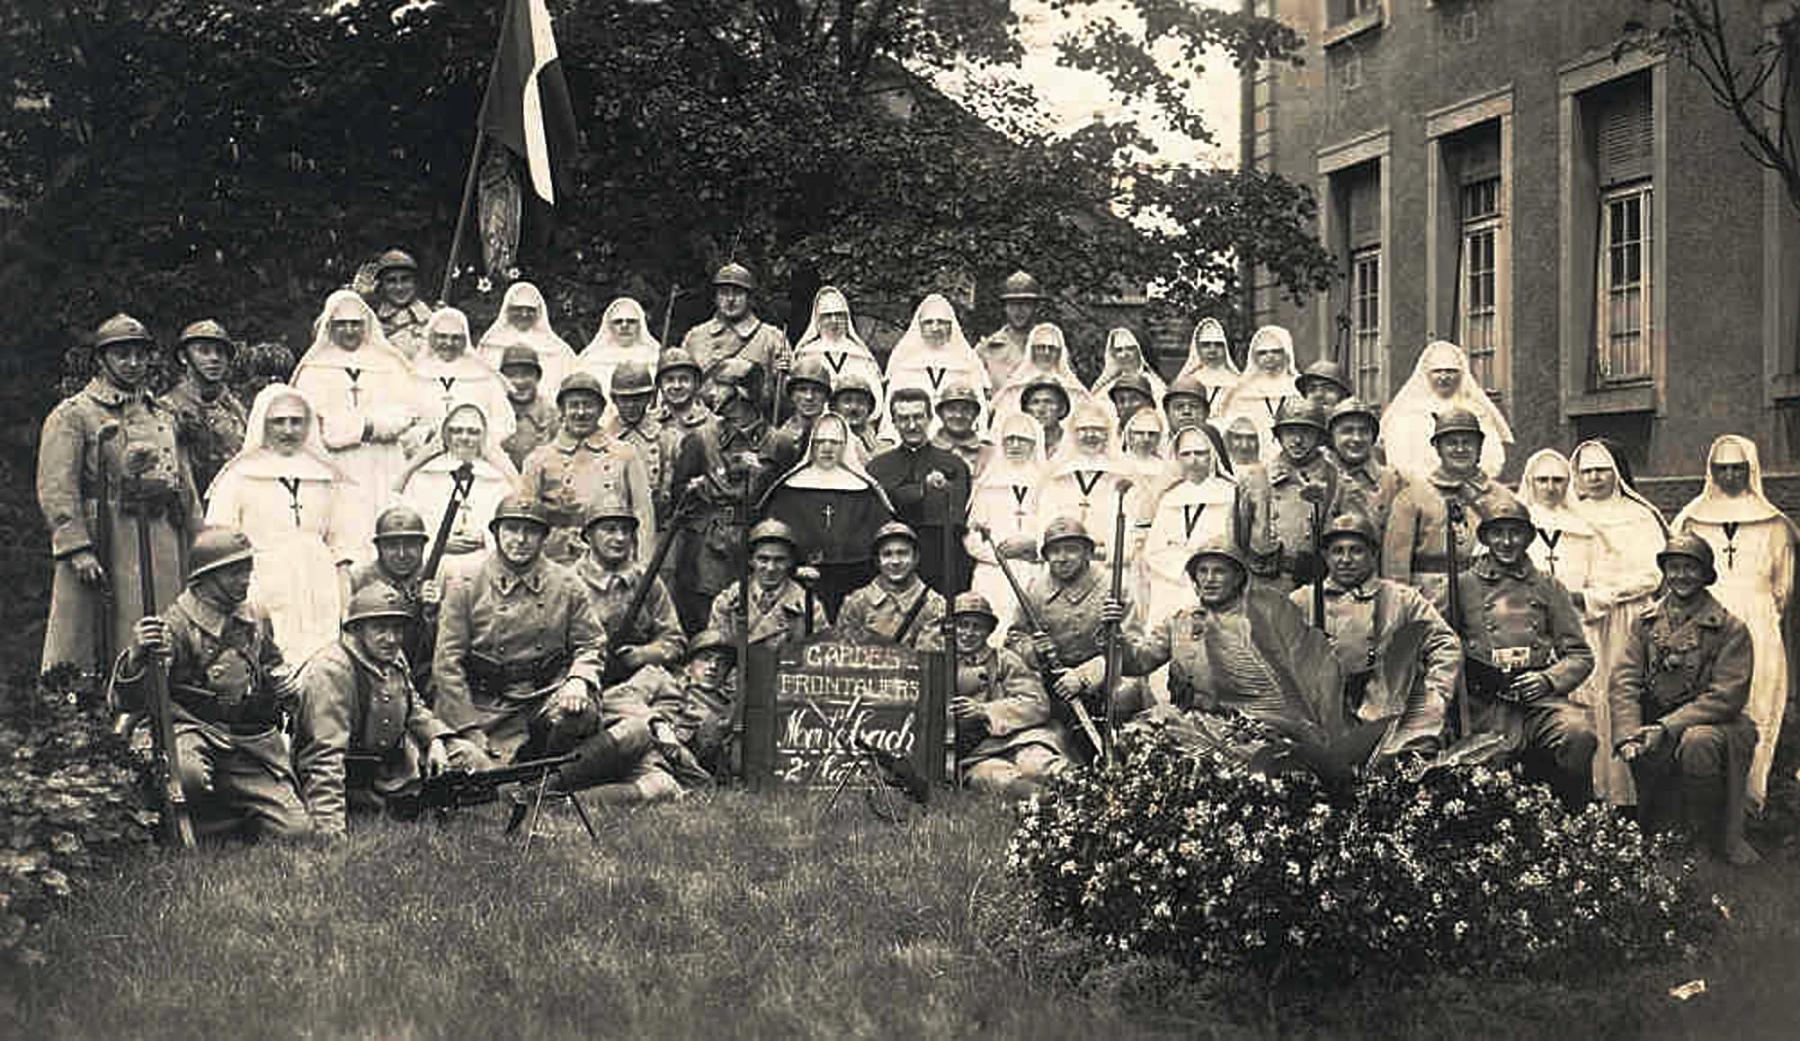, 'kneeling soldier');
1612,534,1760,865
112,527,310,841
1451,495,1598,809
575,495,687,686
950,593,1067,798
836,521,947,650
294,583,480,837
